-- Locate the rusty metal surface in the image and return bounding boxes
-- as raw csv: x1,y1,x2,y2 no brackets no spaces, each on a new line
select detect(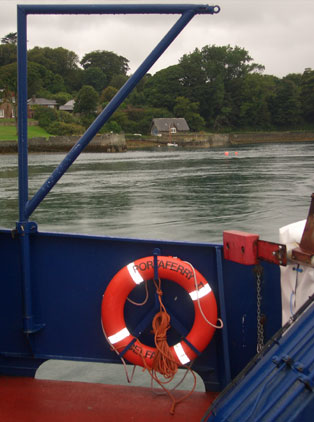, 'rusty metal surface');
257,240,287,266
299,193,314,253
291,247,314,266
292,193,314,266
